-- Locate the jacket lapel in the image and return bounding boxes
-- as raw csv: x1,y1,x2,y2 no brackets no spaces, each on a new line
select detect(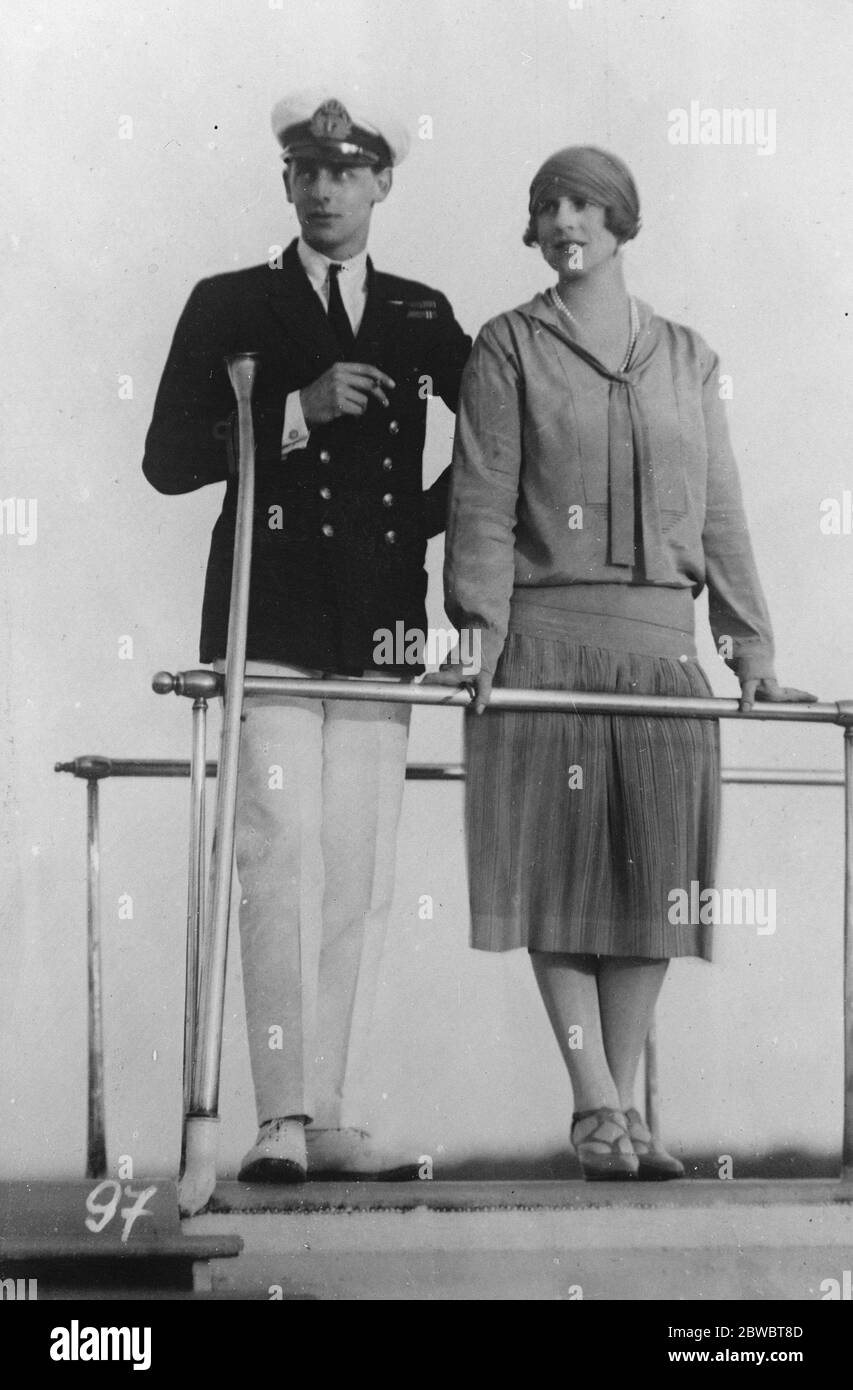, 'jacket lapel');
263,243,399,369
264,239,341,366
352,260,401,366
